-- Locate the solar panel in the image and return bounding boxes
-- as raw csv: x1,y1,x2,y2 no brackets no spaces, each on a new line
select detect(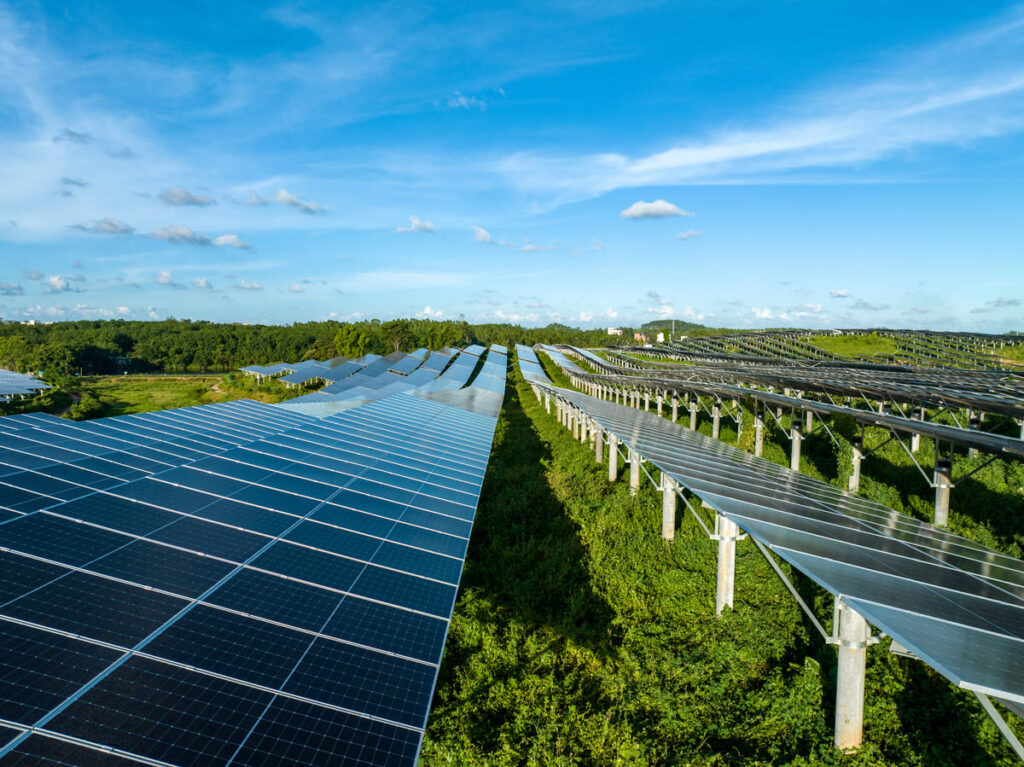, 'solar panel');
0,347,504,766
